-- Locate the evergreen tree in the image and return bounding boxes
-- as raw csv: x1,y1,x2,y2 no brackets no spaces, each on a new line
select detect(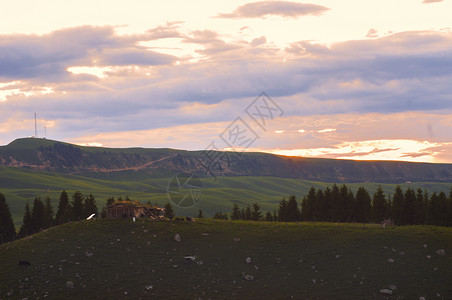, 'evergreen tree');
240,208,246,220
43,196,54,229
106,197,115,206
72,191,84,220
265,211,273,221
278,197,288,222
0,193,16,244
164,202,174,219
414,188,426,225
330,184,341,221
197,209,204,219
286,194,300,222
355,187,371,222
245,204,252,221
448,188,452,227
213,211,228,220
251,203,262,221
301,187,317,221
31,197,45,233
426,192,439,225
404,188,416,225
313,189,326,221
19,202,32,237
437,192,448,226
372,186,387,223
231,203,241,220
83,193,98,219
323,187,332,221
392,186,405,225
273,210,278,222
56,191,72,224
